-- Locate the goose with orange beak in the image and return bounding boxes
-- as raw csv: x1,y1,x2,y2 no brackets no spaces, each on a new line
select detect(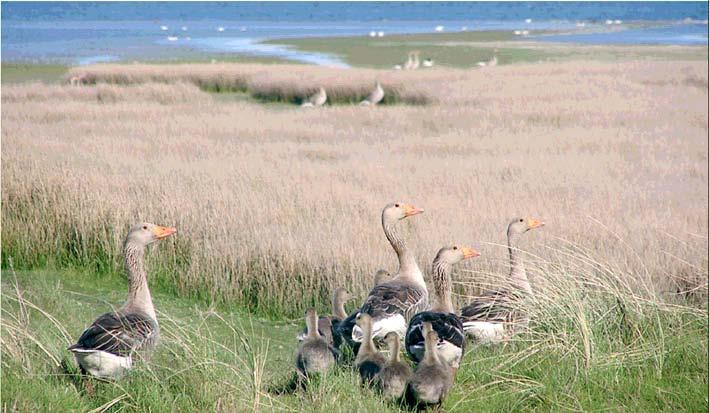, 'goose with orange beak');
460,217,544,344
405,245,480,371
69,223,177,378
342,202,427,348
